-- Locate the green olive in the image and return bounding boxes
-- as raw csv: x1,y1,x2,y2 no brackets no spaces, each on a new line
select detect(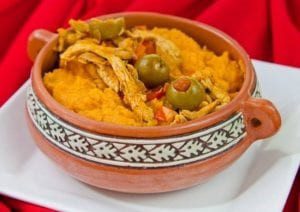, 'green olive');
88,18,124,40
88,19,102,40
135,54,170,88
166,77,205,110
69,19,89,33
